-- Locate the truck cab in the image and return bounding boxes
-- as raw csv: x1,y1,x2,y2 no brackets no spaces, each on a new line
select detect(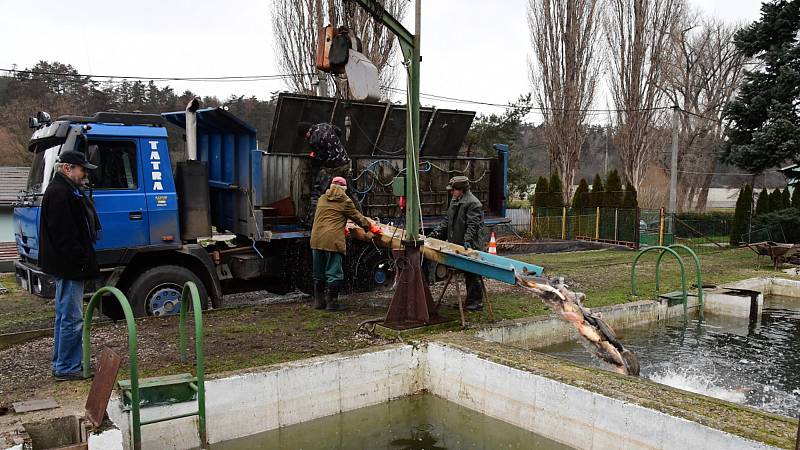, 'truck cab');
15,112,203,315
